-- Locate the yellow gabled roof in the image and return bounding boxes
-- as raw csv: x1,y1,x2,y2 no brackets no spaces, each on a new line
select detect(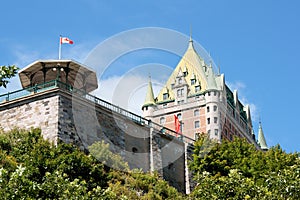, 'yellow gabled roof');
156,39,210,102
